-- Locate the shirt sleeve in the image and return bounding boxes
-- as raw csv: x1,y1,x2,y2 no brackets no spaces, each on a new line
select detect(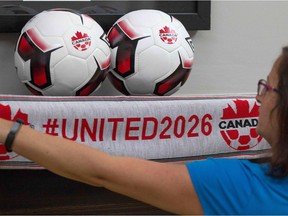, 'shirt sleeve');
186,158,253,215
